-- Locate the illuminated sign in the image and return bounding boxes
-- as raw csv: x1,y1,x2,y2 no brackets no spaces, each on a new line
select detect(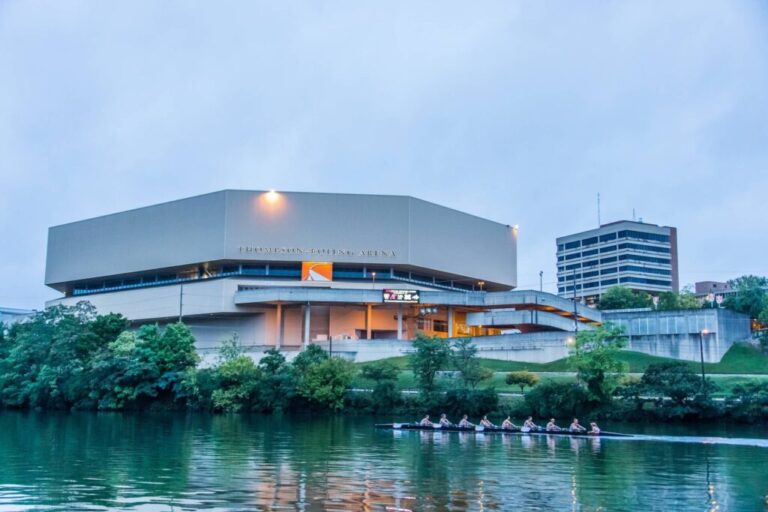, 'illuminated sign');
302,262,333,282
383,289,420,303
